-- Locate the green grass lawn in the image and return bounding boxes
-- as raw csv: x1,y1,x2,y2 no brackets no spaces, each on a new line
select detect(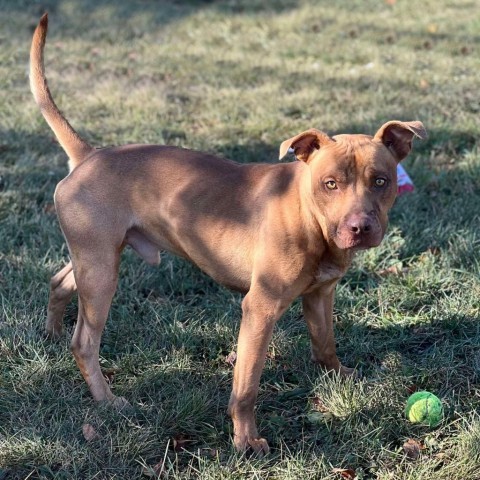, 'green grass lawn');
1,0,479,478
